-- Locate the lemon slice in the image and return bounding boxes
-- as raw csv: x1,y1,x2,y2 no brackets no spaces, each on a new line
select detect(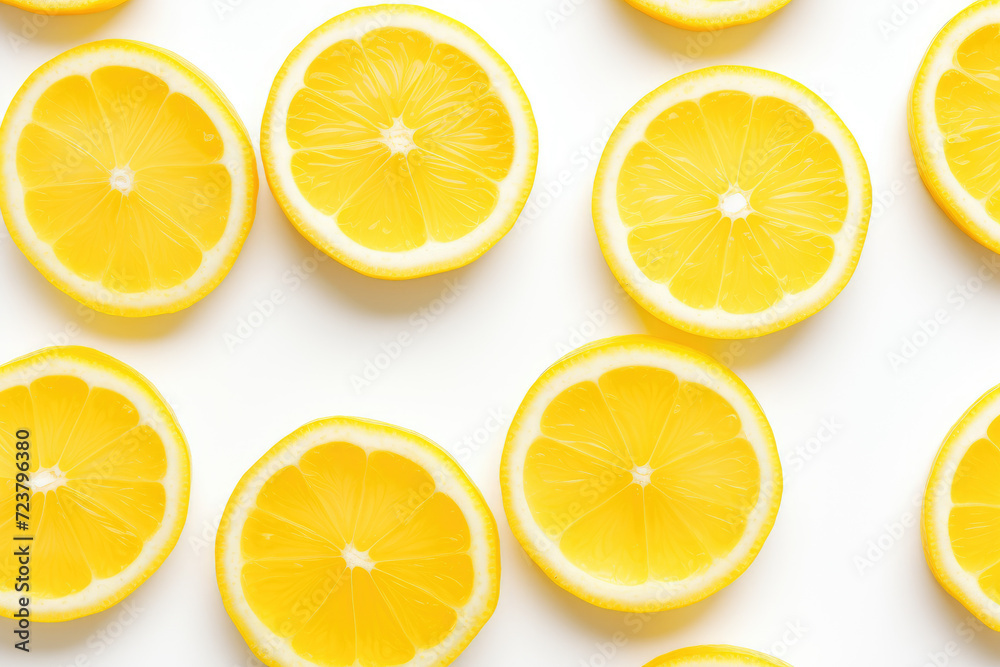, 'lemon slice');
500,335,781,612
923,383,1000,631
645,646,792,667
0,346,190,622
0,40,258,316
0,0,128,14
216,417,500,667
622,0,794,30
261,5,537,279
910,0,1000,254
594,66,871,339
